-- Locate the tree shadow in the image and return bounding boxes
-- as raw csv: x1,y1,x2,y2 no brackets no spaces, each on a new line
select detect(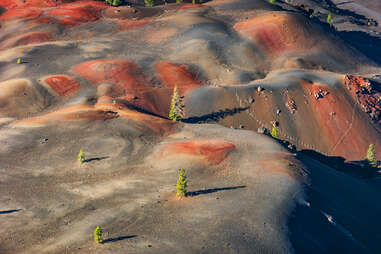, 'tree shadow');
297,149,380,179
103,235,137,244
0,209,22,214
187,186,246,197
84,156,109,163
182,106,250,124
338,30,381,65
